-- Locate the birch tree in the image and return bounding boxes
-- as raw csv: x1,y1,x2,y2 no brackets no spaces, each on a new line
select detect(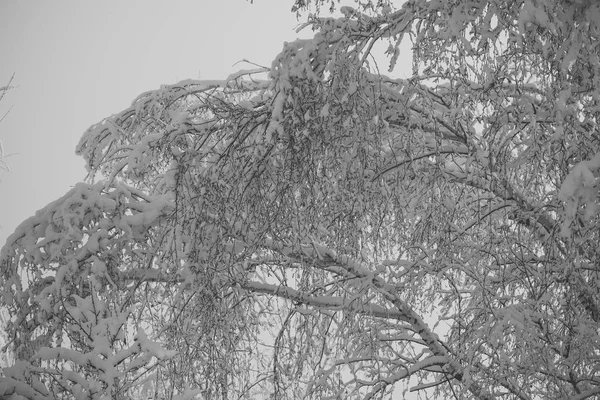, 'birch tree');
2,1,600,399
